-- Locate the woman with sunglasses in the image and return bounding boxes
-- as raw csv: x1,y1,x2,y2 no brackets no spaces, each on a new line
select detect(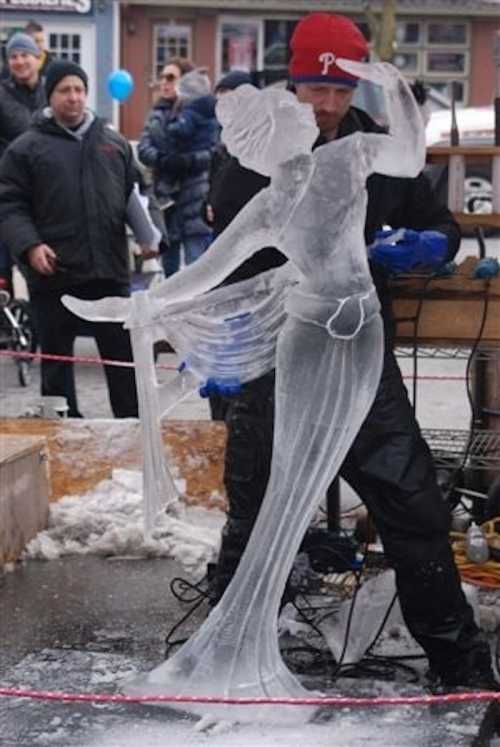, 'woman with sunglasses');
138,58,215,278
